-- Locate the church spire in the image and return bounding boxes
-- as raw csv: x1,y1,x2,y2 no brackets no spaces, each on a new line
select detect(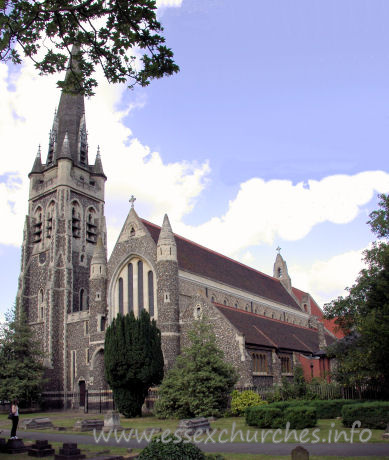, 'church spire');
51,45,87,167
